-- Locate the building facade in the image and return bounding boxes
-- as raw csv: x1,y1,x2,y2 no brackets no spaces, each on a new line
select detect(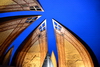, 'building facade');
0,0,99,67
0,18,95,67
0,15,40,64
0,0,43,13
